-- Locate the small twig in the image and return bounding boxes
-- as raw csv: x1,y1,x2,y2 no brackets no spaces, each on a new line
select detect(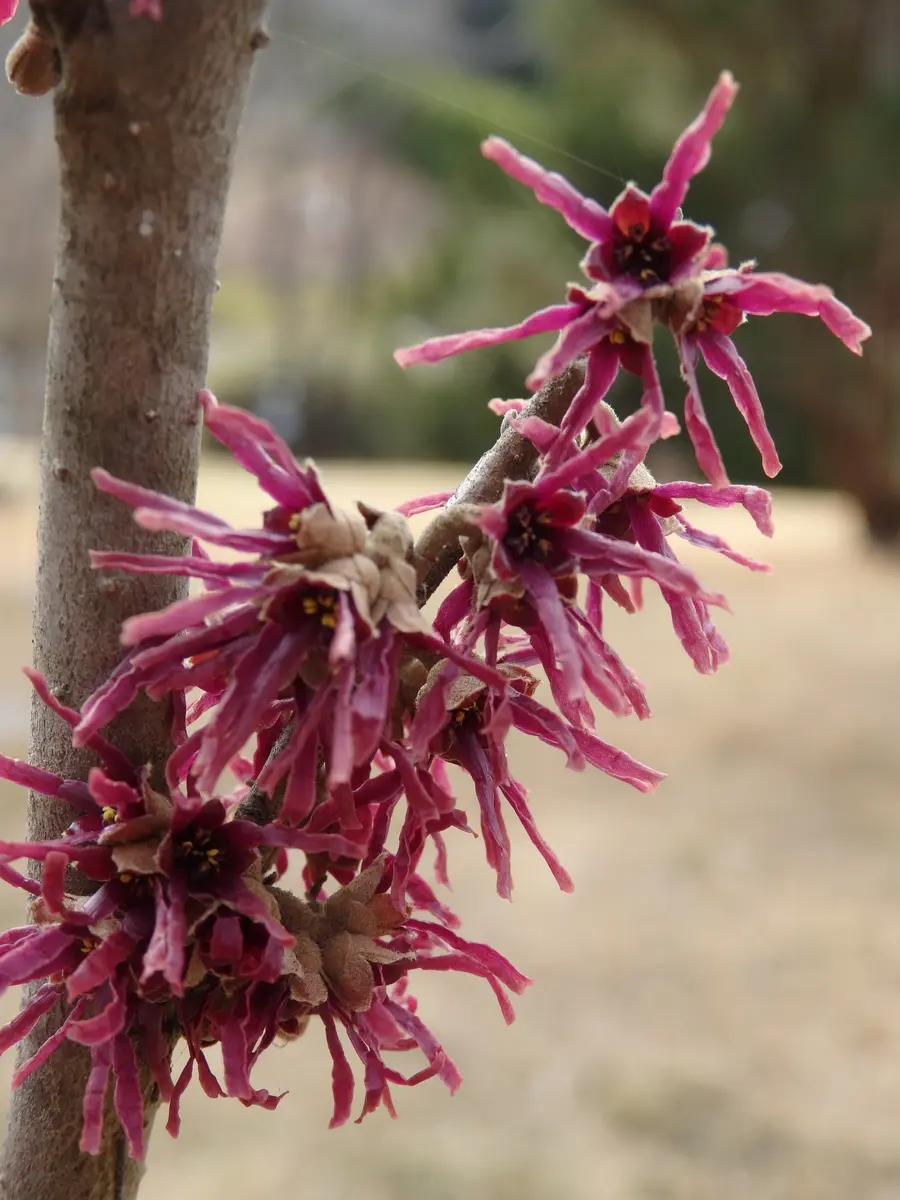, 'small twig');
235,719,293,826
236,365,586,832
413,362,585,606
